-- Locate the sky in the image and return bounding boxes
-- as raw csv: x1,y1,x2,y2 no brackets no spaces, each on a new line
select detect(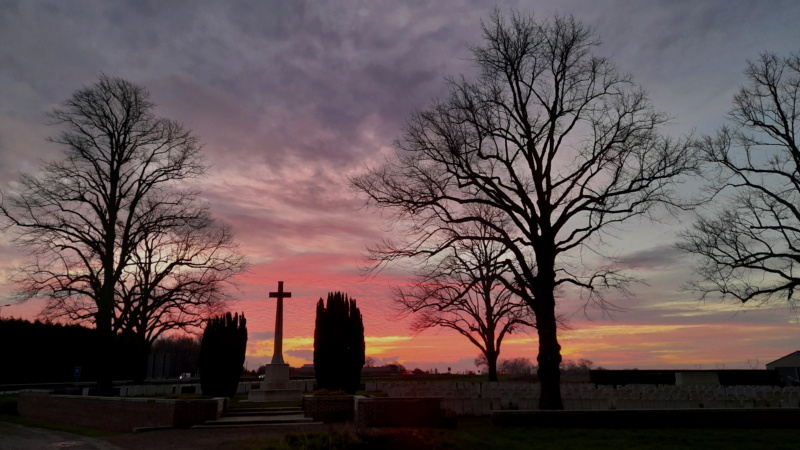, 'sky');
1,0,800,373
